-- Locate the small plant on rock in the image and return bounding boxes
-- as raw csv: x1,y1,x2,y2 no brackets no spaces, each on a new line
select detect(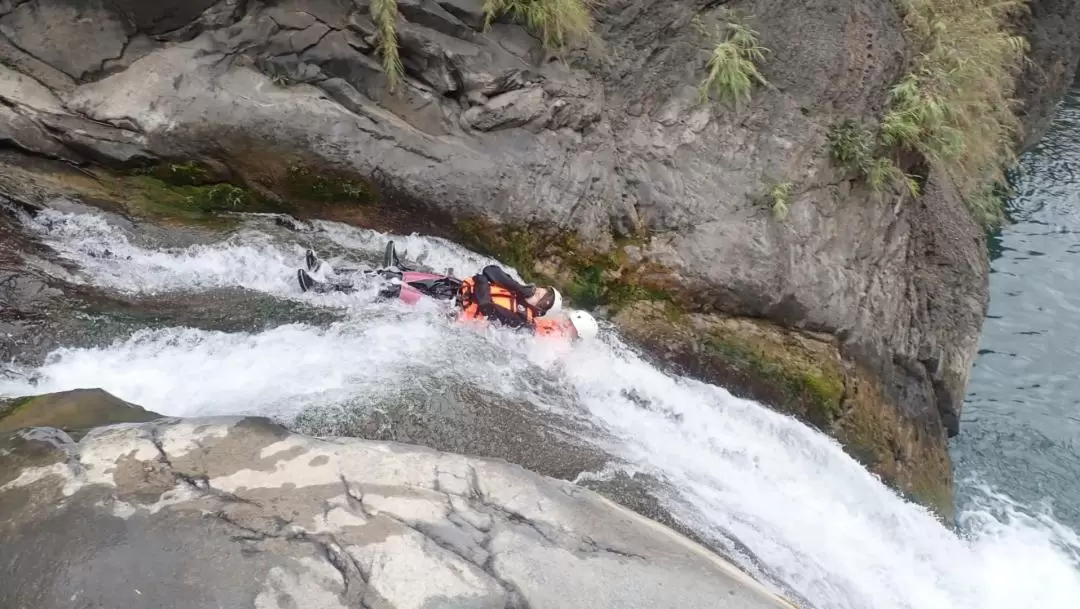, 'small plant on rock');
372,0,405,92
882,0,1029,224
285,163,374,204
826,120,920,199
698,17,769,107
768,182,794,220
482,0,597,51
826,120,875,174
